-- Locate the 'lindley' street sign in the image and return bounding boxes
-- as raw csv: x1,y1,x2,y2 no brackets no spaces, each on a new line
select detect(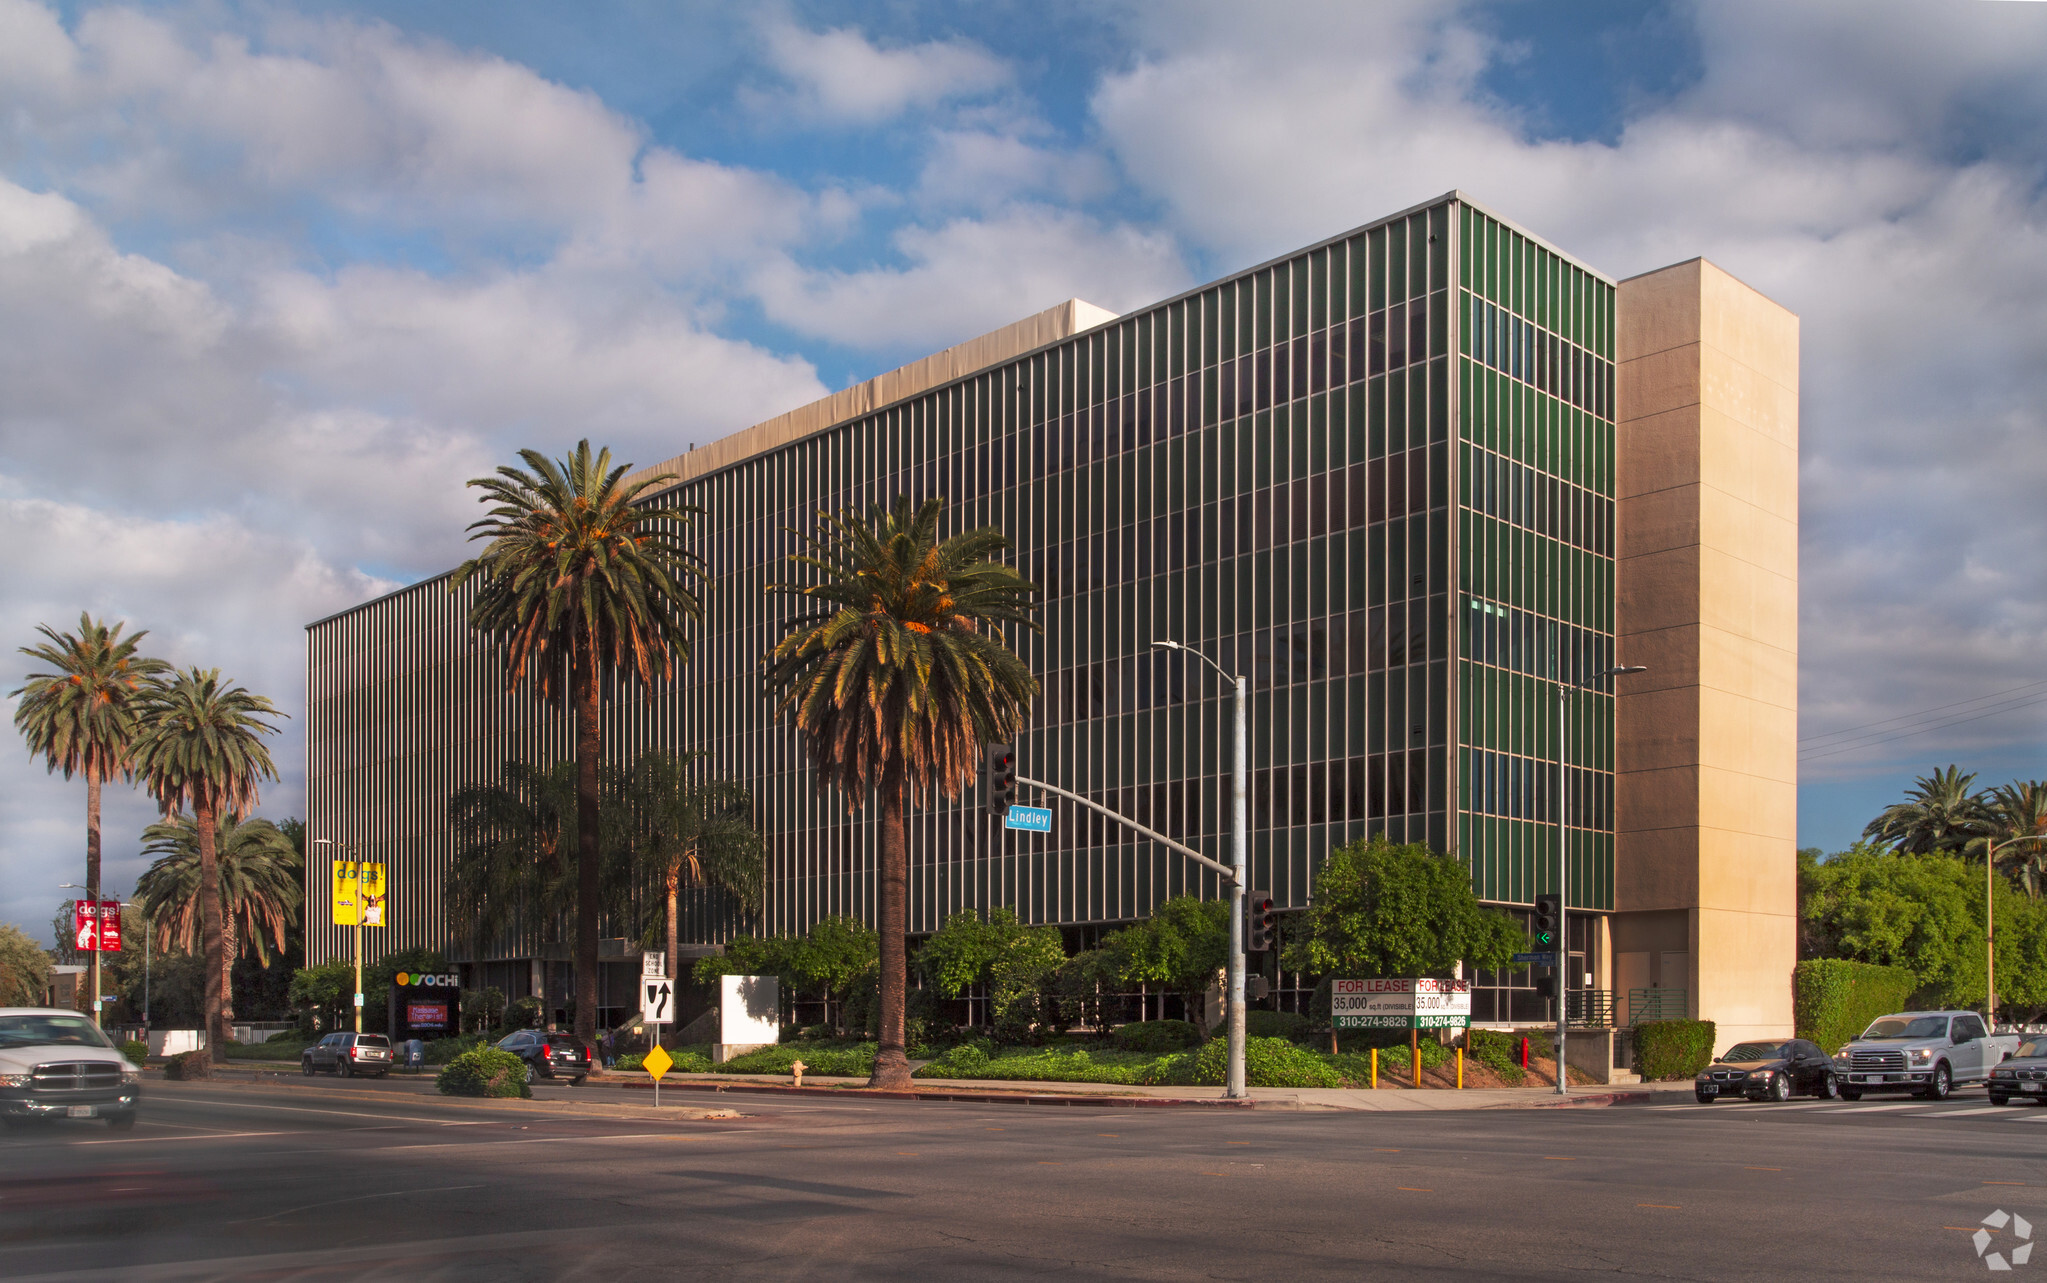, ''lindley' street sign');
1332,978,1472,1030
1004,805,1053,832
